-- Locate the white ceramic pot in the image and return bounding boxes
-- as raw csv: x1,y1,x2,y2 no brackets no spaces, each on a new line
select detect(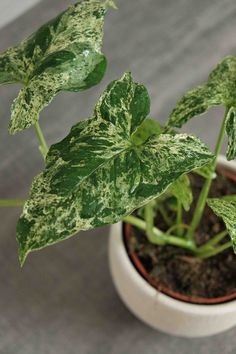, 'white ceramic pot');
109,156,236,338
